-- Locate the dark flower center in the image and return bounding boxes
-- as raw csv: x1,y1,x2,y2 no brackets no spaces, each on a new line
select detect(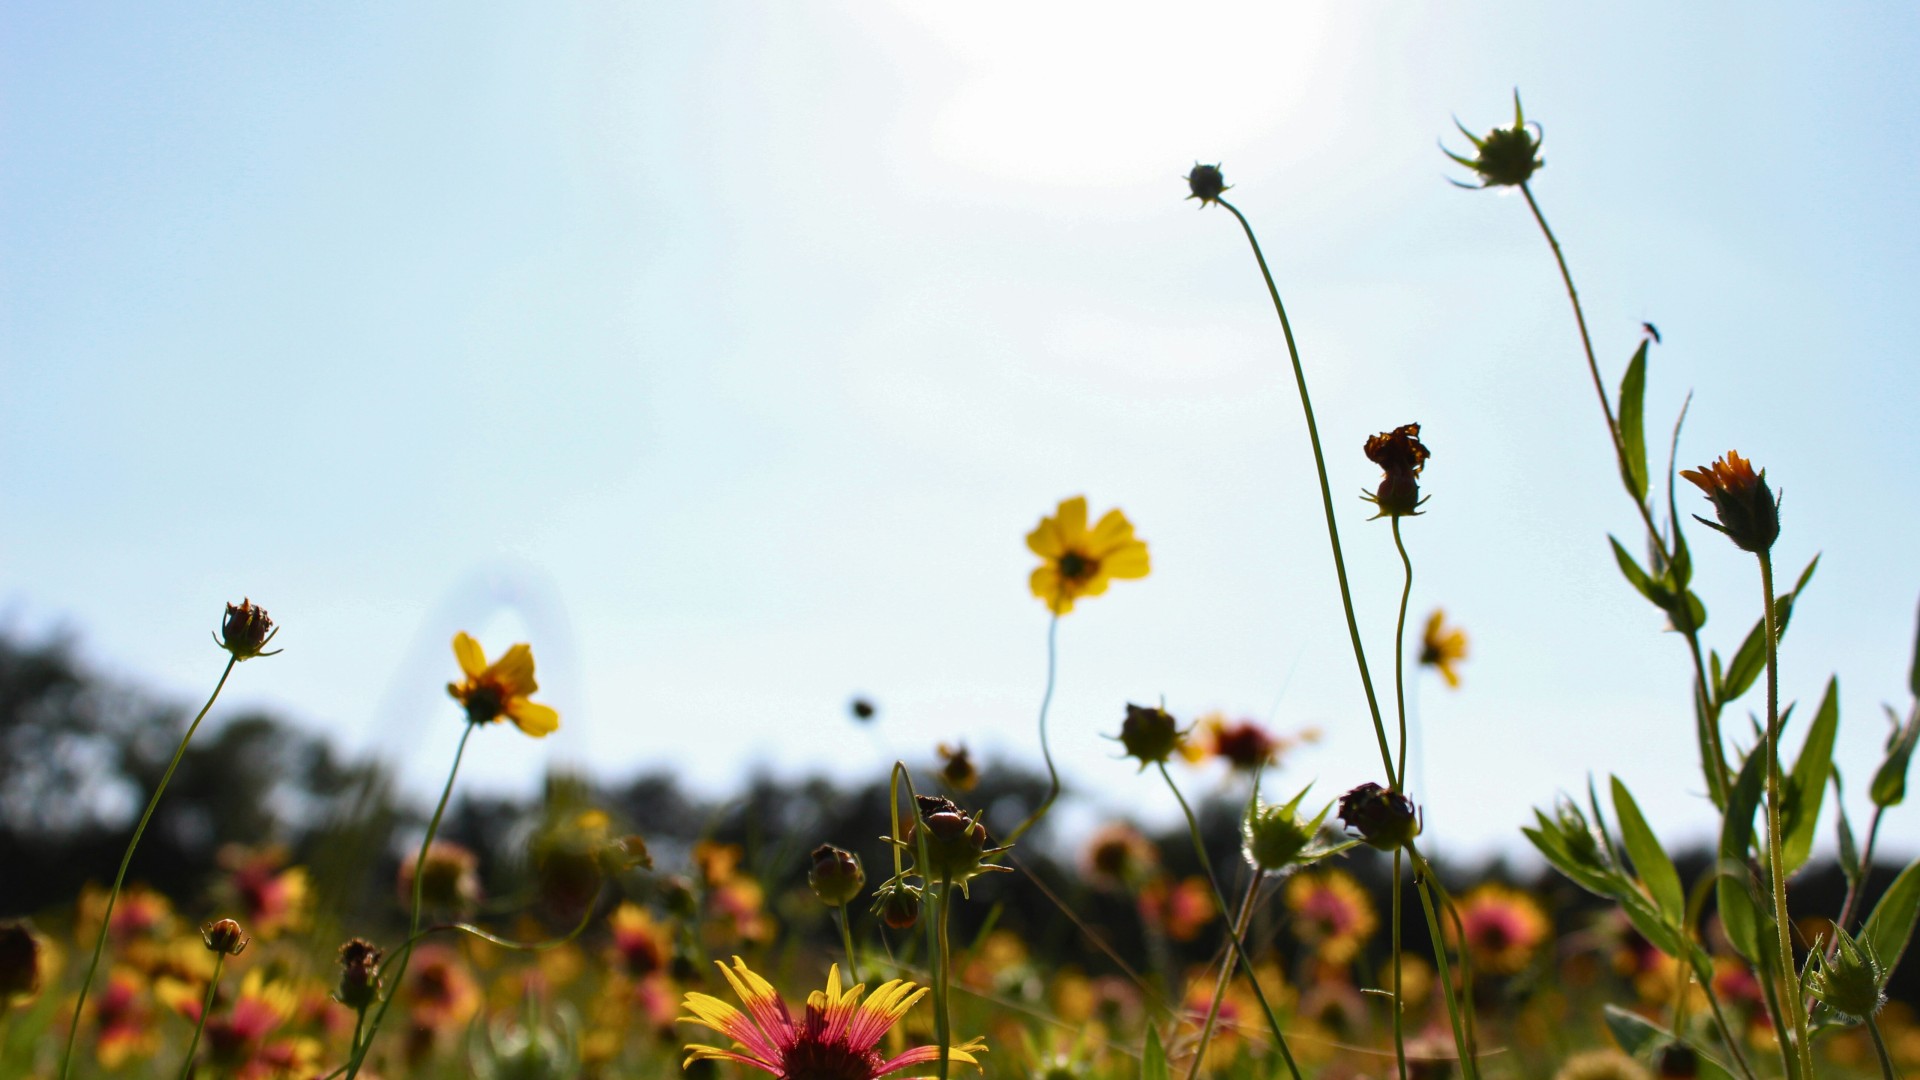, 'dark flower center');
781,1038,882,1080
462,685,503,725
1057,551,1097,582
